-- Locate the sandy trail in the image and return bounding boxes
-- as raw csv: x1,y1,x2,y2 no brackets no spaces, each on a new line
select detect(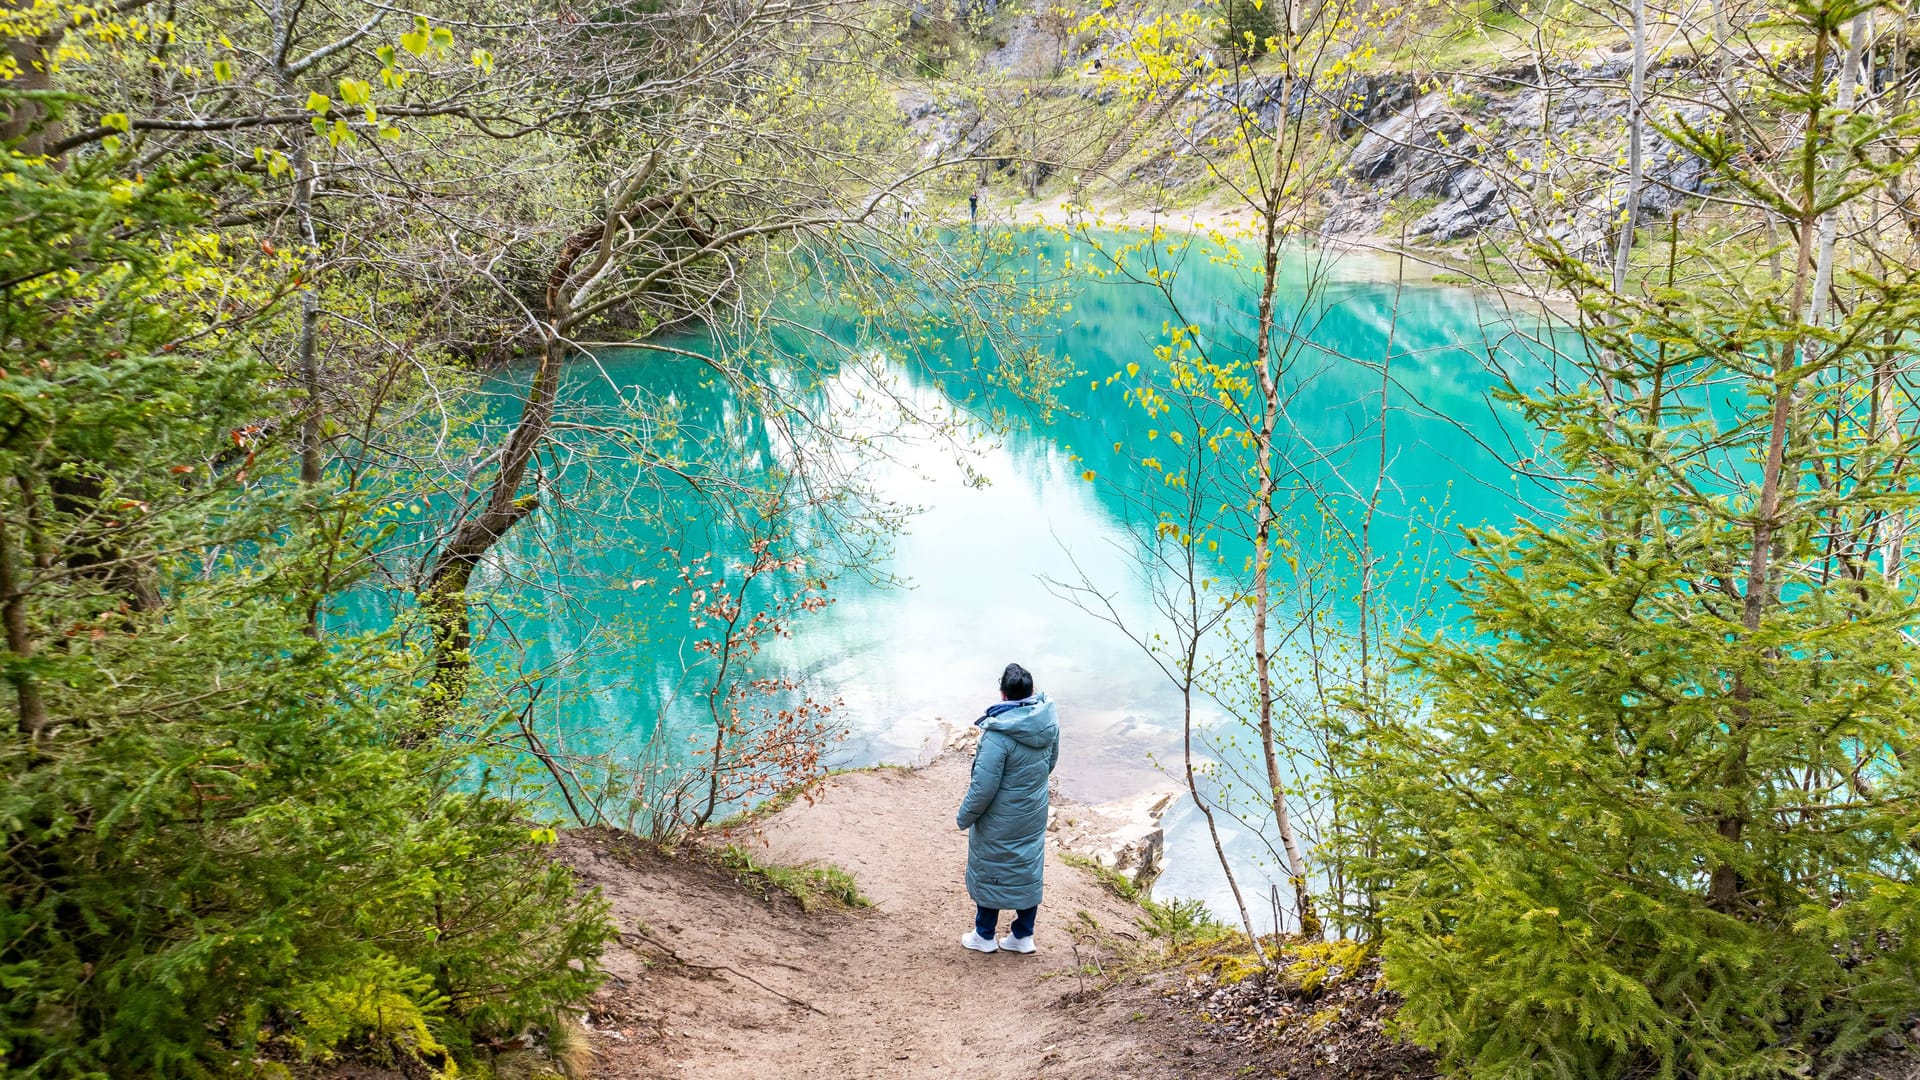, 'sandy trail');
566,746,1186,1079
